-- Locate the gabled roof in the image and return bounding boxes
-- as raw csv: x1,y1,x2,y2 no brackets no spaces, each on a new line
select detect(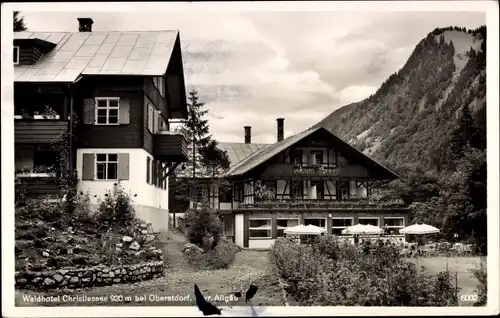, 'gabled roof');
174,142,270,179
14,30,179,82
226,126,398,179
218,142,271,168
226,127,321,176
